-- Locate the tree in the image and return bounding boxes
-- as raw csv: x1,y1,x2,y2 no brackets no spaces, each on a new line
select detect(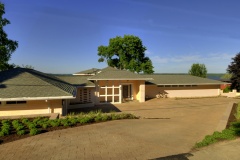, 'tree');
97,35,154,74
16,64,34,69
188,63,207,78
0,2,18,71
227,52,240,91
220,73,232,81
